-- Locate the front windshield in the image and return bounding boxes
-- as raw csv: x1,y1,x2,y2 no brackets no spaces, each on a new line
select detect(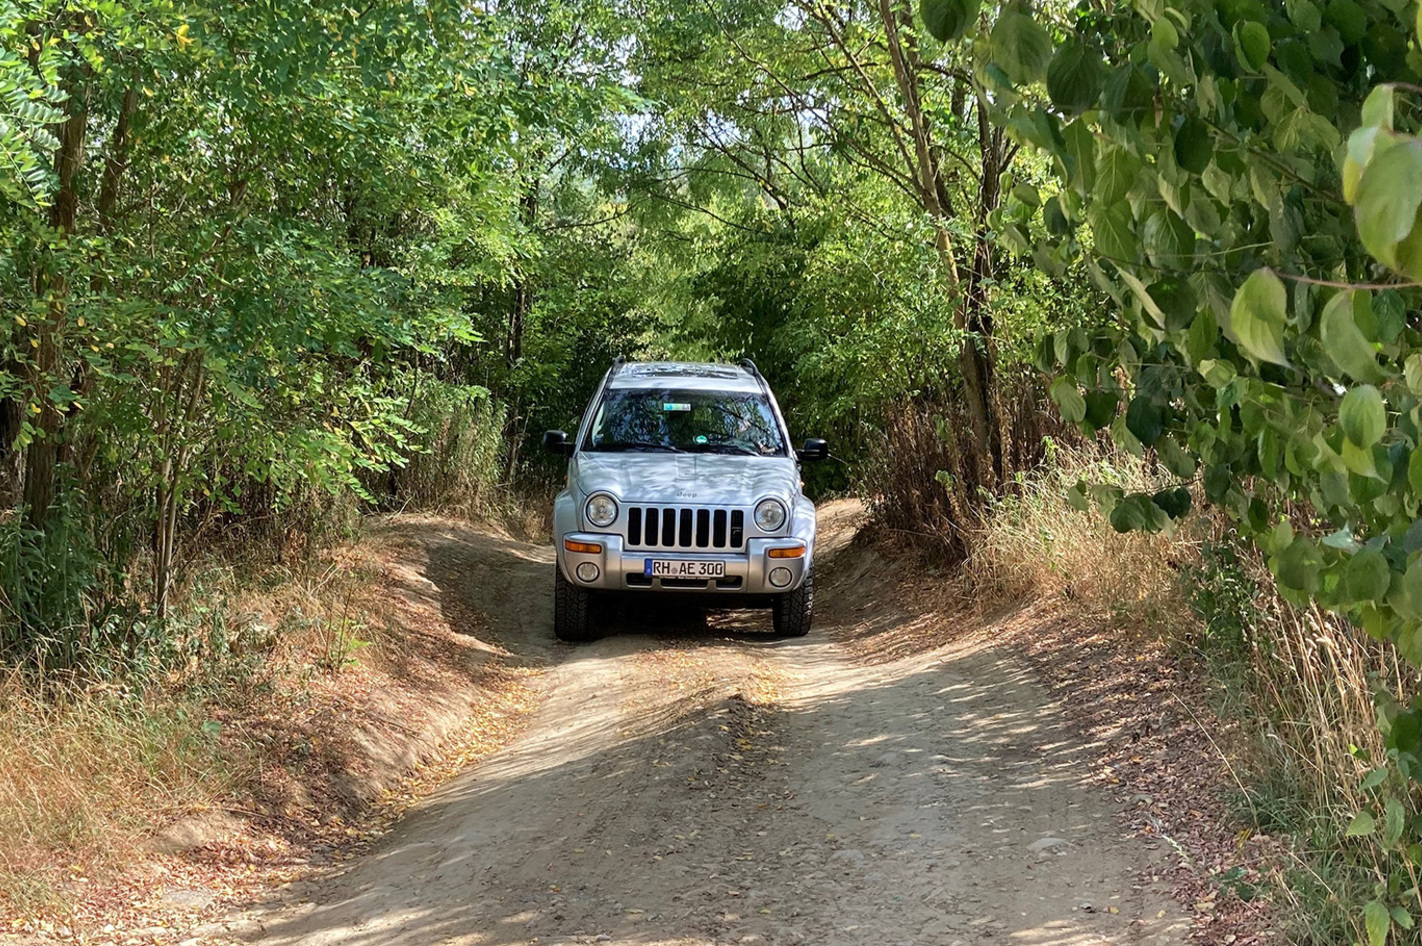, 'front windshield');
585,387,787,456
